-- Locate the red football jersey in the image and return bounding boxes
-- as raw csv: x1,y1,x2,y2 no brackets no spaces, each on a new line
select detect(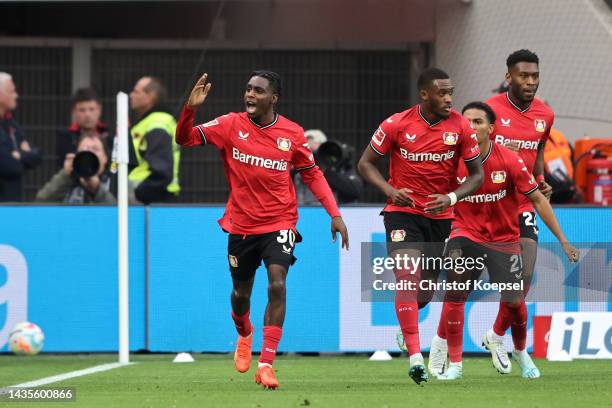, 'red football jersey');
177,108,339,235
486,92,554,212
369,105,480,219
450,142,539,243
